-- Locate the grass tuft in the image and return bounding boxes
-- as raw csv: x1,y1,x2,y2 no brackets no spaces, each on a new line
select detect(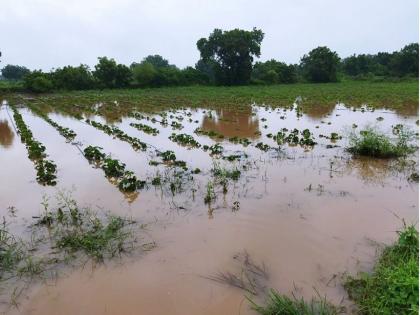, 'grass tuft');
250,289,339,315
347,127,416,158
344,224,419,315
